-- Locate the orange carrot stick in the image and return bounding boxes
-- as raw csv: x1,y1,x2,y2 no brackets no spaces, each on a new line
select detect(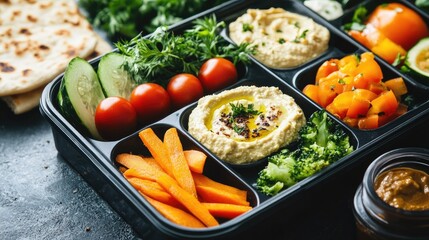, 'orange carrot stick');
143,195,206,228
117,154,163,172
117,153,165,181
184,150,207,174
196,185,250,206
157,173,219,227
139,128,174,177
192,172,247,201
119,166,128,173
201,202,252,219
126,177,183,208
164,128,197,198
